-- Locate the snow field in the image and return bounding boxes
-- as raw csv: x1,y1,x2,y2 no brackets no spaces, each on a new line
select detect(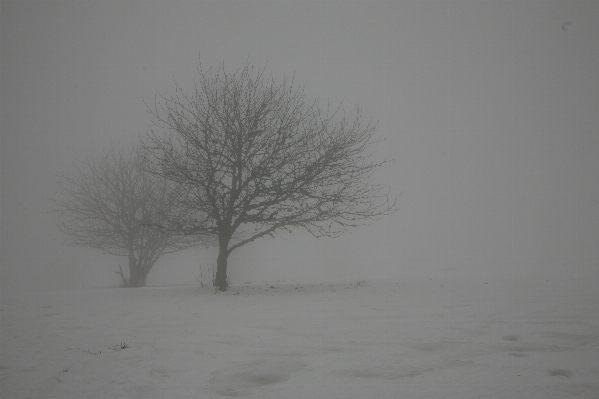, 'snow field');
2,271,598,398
